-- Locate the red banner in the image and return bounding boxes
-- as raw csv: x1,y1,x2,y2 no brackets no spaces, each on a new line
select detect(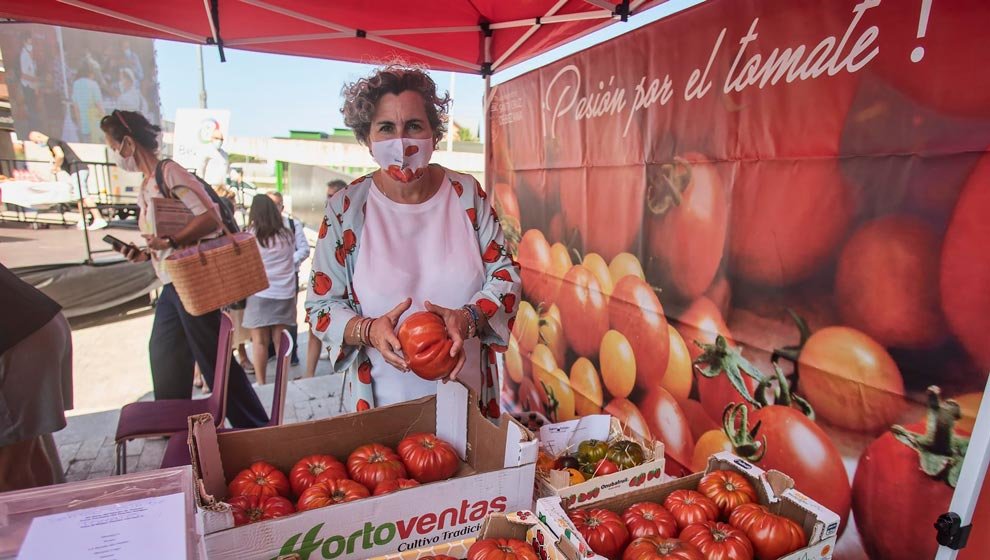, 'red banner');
488,0,990,558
